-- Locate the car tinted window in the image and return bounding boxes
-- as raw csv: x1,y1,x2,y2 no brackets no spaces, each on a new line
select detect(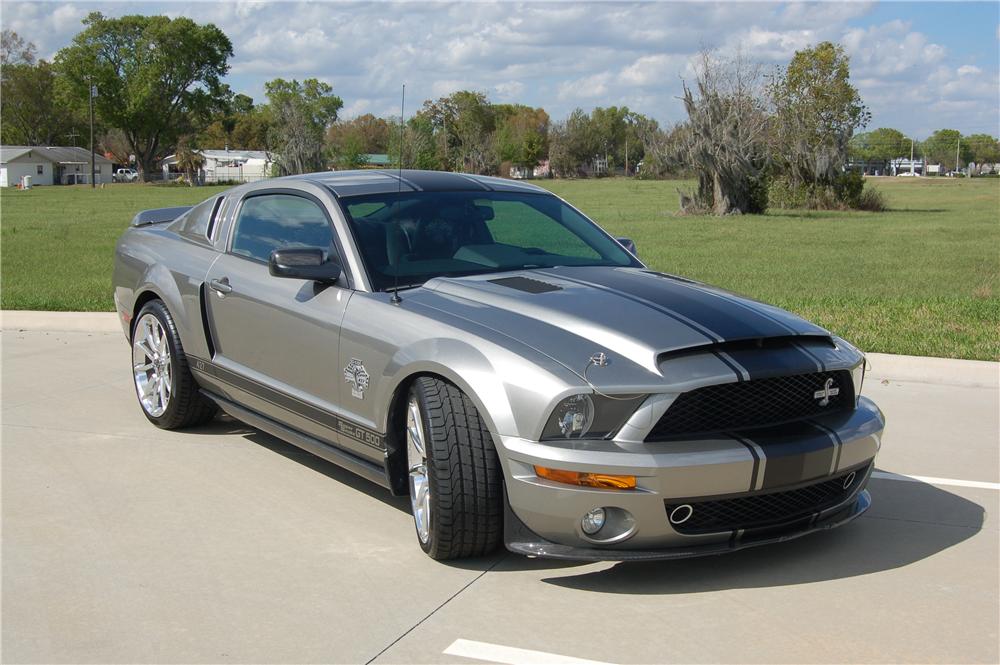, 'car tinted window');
231,194,333,263
340,190,638,291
